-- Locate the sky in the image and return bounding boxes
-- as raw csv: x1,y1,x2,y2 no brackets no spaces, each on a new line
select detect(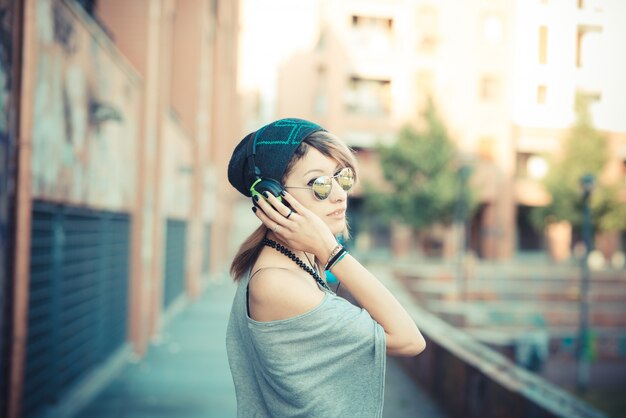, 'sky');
238,0,320,122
